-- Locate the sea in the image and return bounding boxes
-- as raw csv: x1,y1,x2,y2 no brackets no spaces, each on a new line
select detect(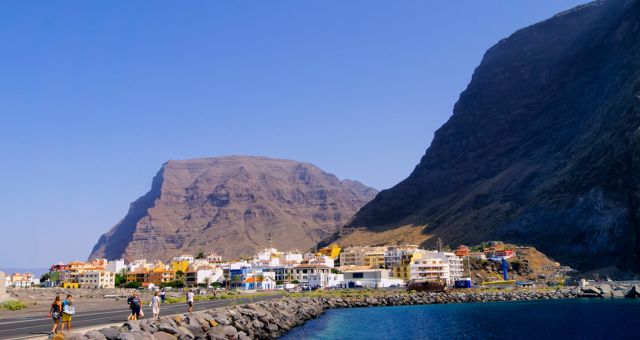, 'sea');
281,298,640,340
